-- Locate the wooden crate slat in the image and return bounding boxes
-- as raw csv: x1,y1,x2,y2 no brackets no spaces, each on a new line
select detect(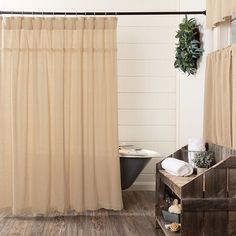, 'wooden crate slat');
204,211,229,236
208,143,223,163
181,176,204,236
181,212,204,236
214,156,236,168
155,163,165,220
228,167,236,197
204,167,228,236
170,145,187,161
181,175,203,198
205,168,227,197
159,170,197,199
228,168,236,235
182,198,236,211
208,143,236,162
229,211,236,236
